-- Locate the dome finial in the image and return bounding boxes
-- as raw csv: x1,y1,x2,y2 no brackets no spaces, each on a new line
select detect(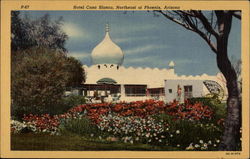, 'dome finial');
105,23,110,33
